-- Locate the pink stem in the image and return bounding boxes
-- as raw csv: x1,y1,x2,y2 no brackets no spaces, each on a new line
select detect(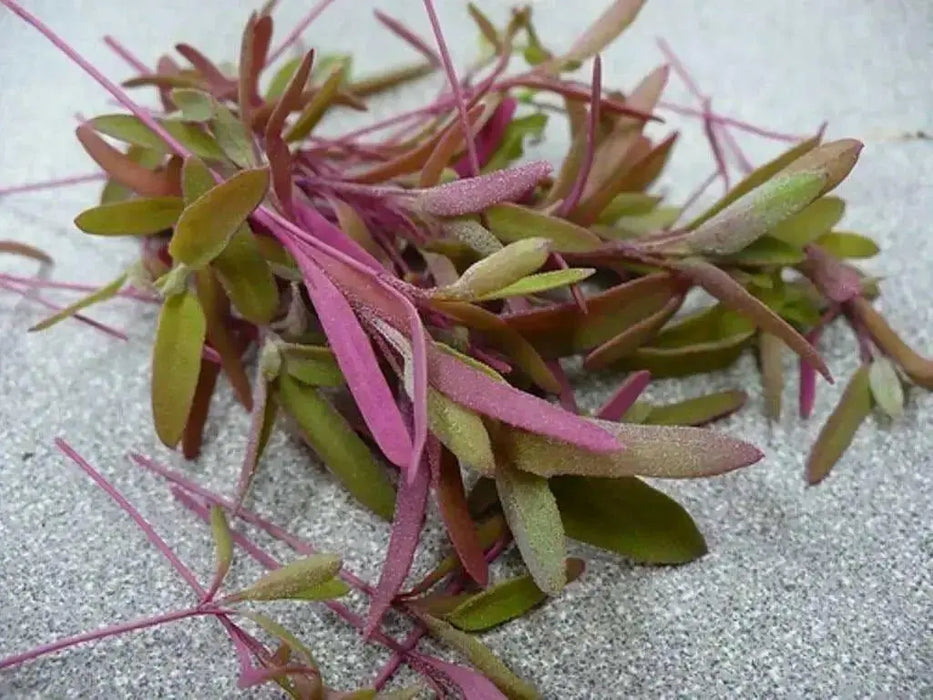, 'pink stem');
0,273,158,302
558,54,602,217
103,35,148,73
266,0,337,64
374,9,441,66
0,279,129,340
658,101,802,142
0,172,105,196
422,0,480,177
